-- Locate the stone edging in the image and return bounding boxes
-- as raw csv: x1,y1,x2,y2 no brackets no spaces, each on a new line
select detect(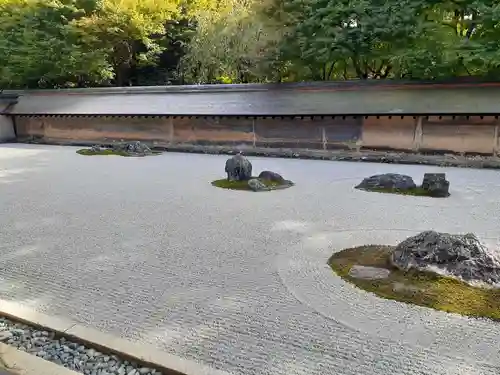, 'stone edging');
276,228,500,366
19,139,500,170
0,299,230,375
